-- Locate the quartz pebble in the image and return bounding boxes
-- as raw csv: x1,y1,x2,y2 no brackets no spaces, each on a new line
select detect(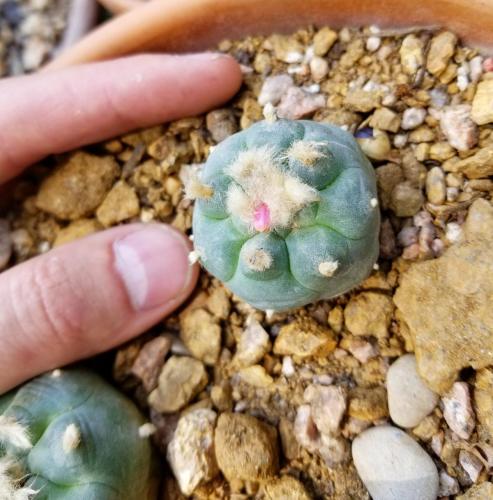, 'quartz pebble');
440,105,478,151
309,56,329,81
276,87,325,119
233,316,271,367
386,354,439,428
401,108,427,130
258,74,294,106
167,409,219,496
459,449,483,483
304,384,347,435
438,471,460,496
442,382,476,439
352,425,439,500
